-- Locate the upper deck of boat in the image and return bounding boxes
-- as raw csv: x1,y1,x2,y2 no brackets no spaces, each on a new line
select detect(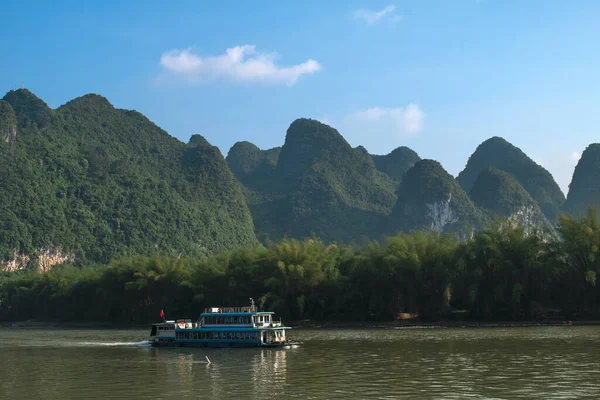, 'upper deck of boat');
201,306,274,316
